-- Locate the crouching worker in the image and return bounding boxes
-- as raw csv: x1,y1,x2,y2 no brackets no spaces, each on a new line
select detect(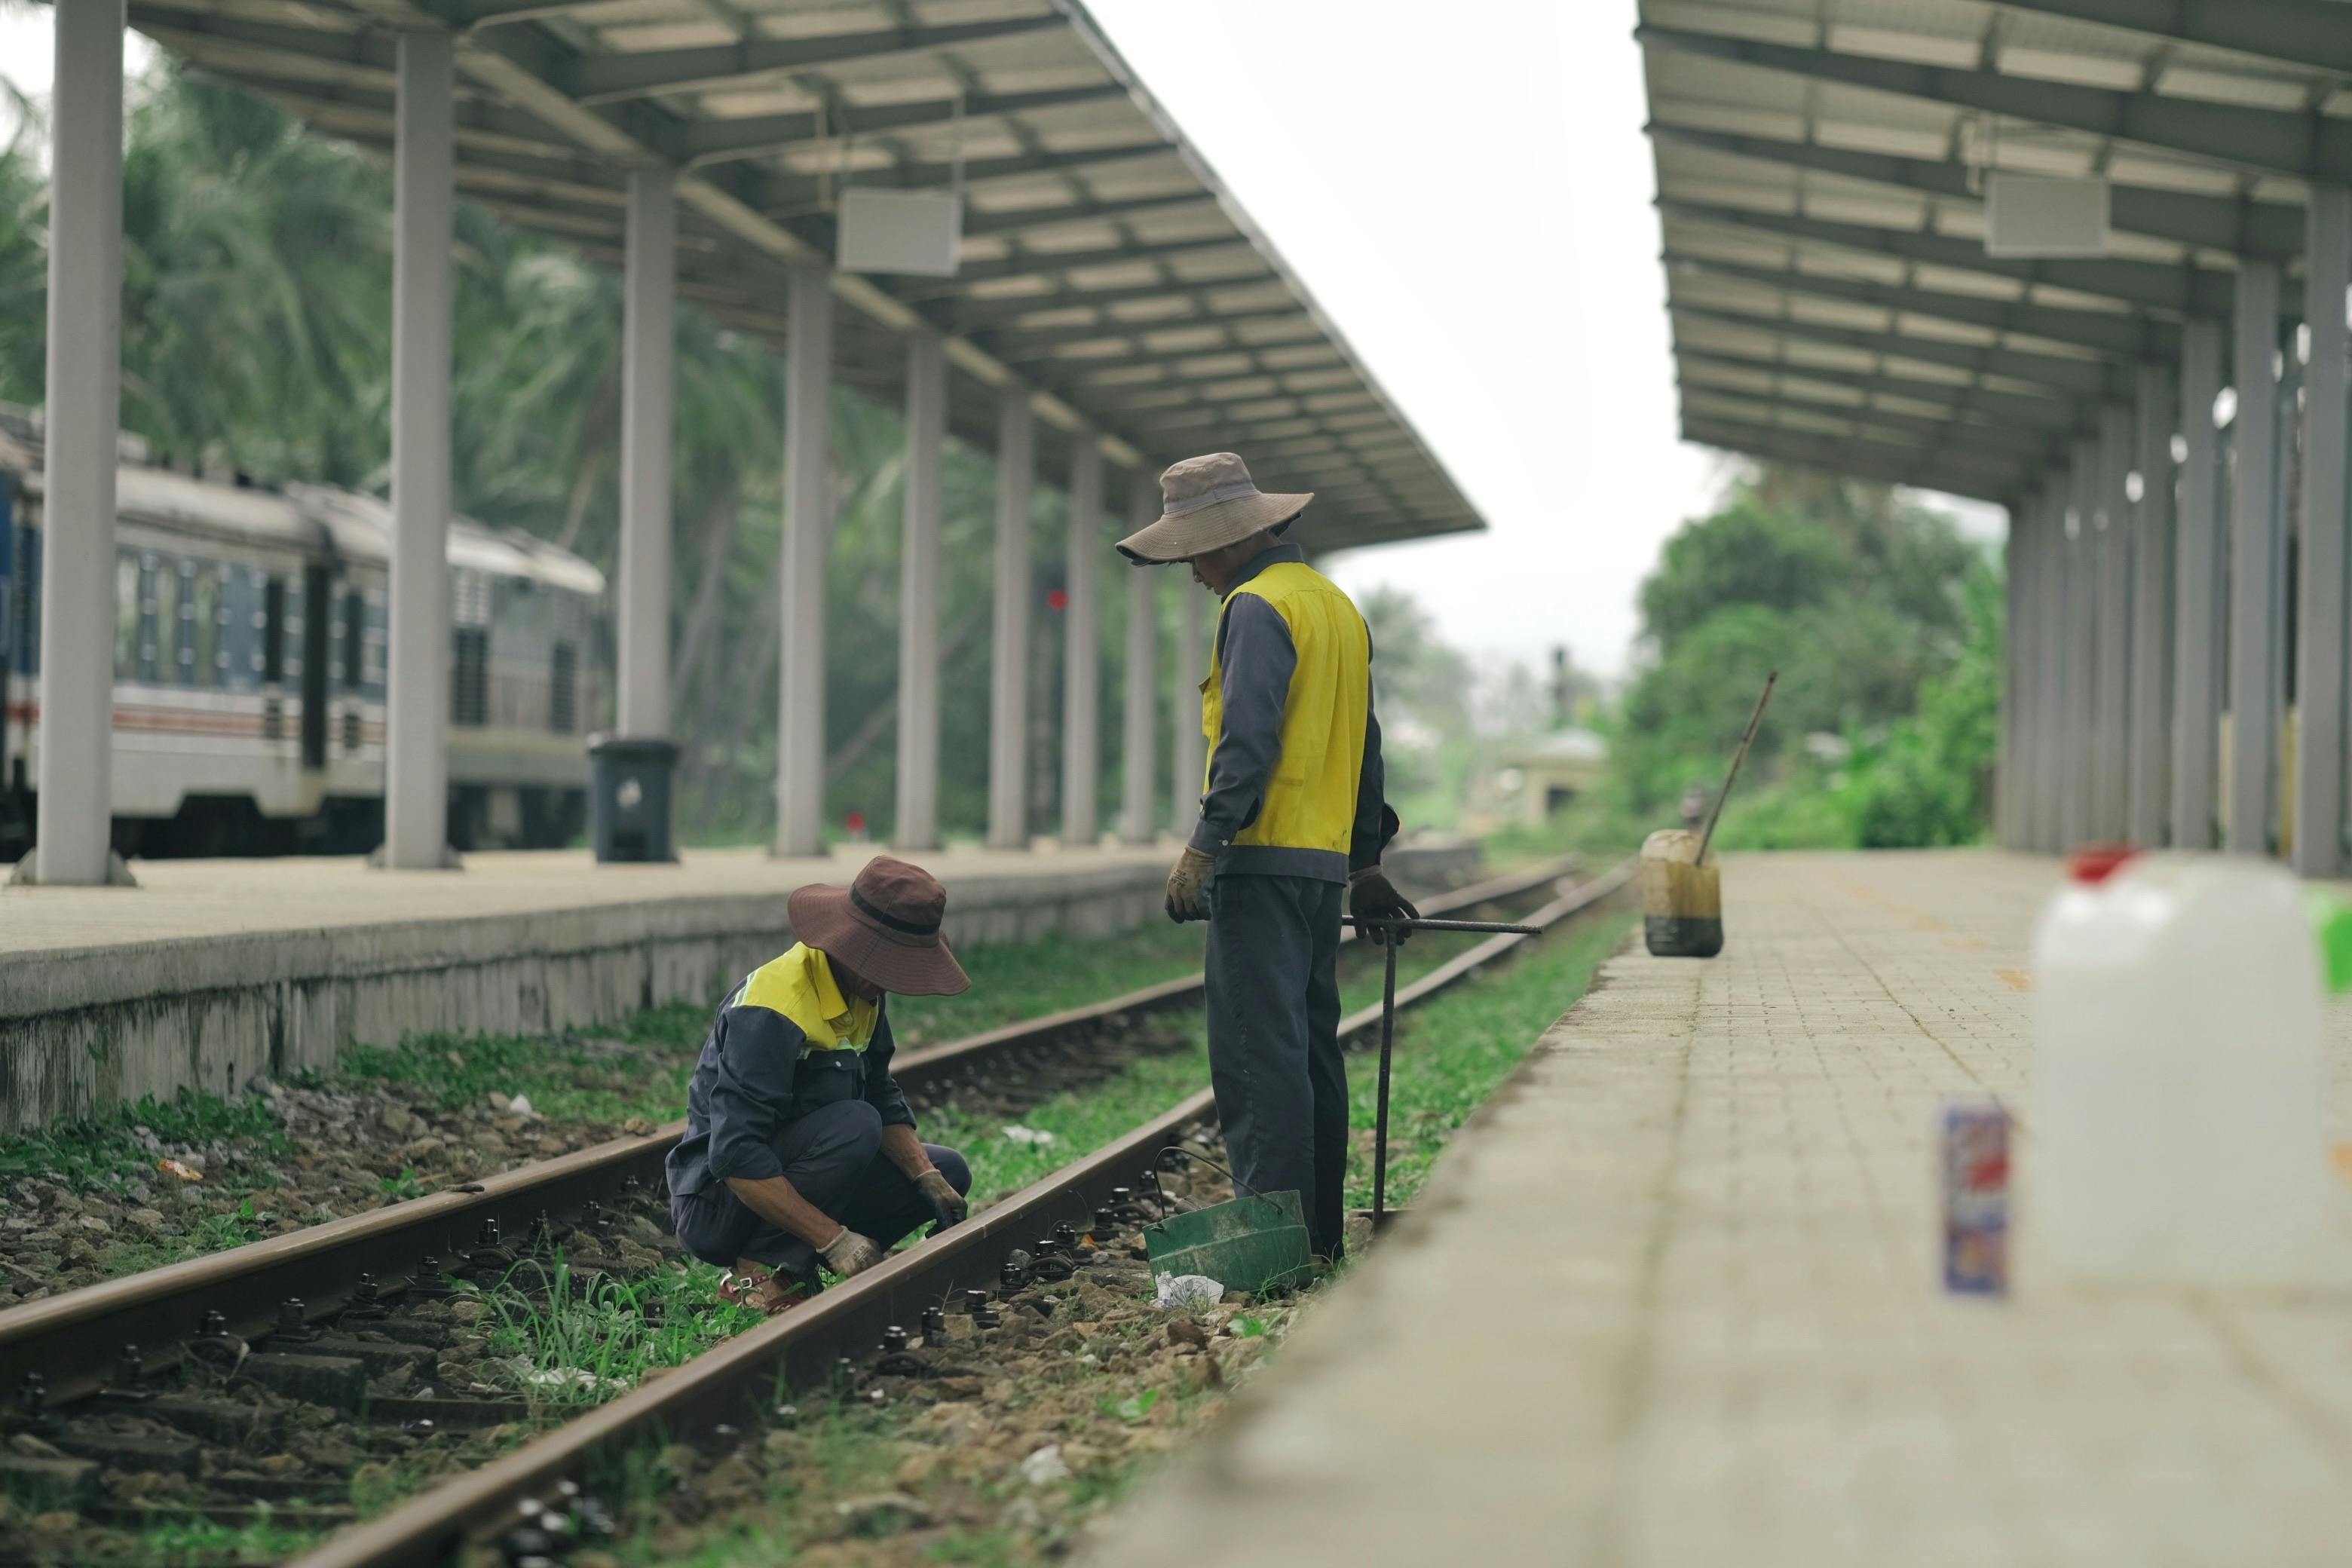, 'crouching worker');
666,856,974,1315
